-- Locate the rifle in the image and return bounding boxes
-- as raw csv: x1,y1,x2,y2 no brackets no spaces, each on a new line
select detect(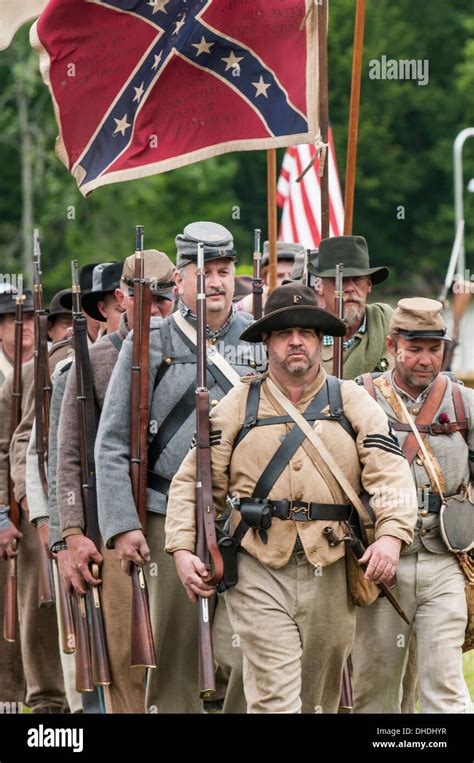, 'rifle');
71,260,111,688
129,225,157,670
195,242,224,698
303,249,310,287
329,262,352,711
32,229,55,608
252,228,263,320
2,277,24,643
332,263,344,378
55,559,75,654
